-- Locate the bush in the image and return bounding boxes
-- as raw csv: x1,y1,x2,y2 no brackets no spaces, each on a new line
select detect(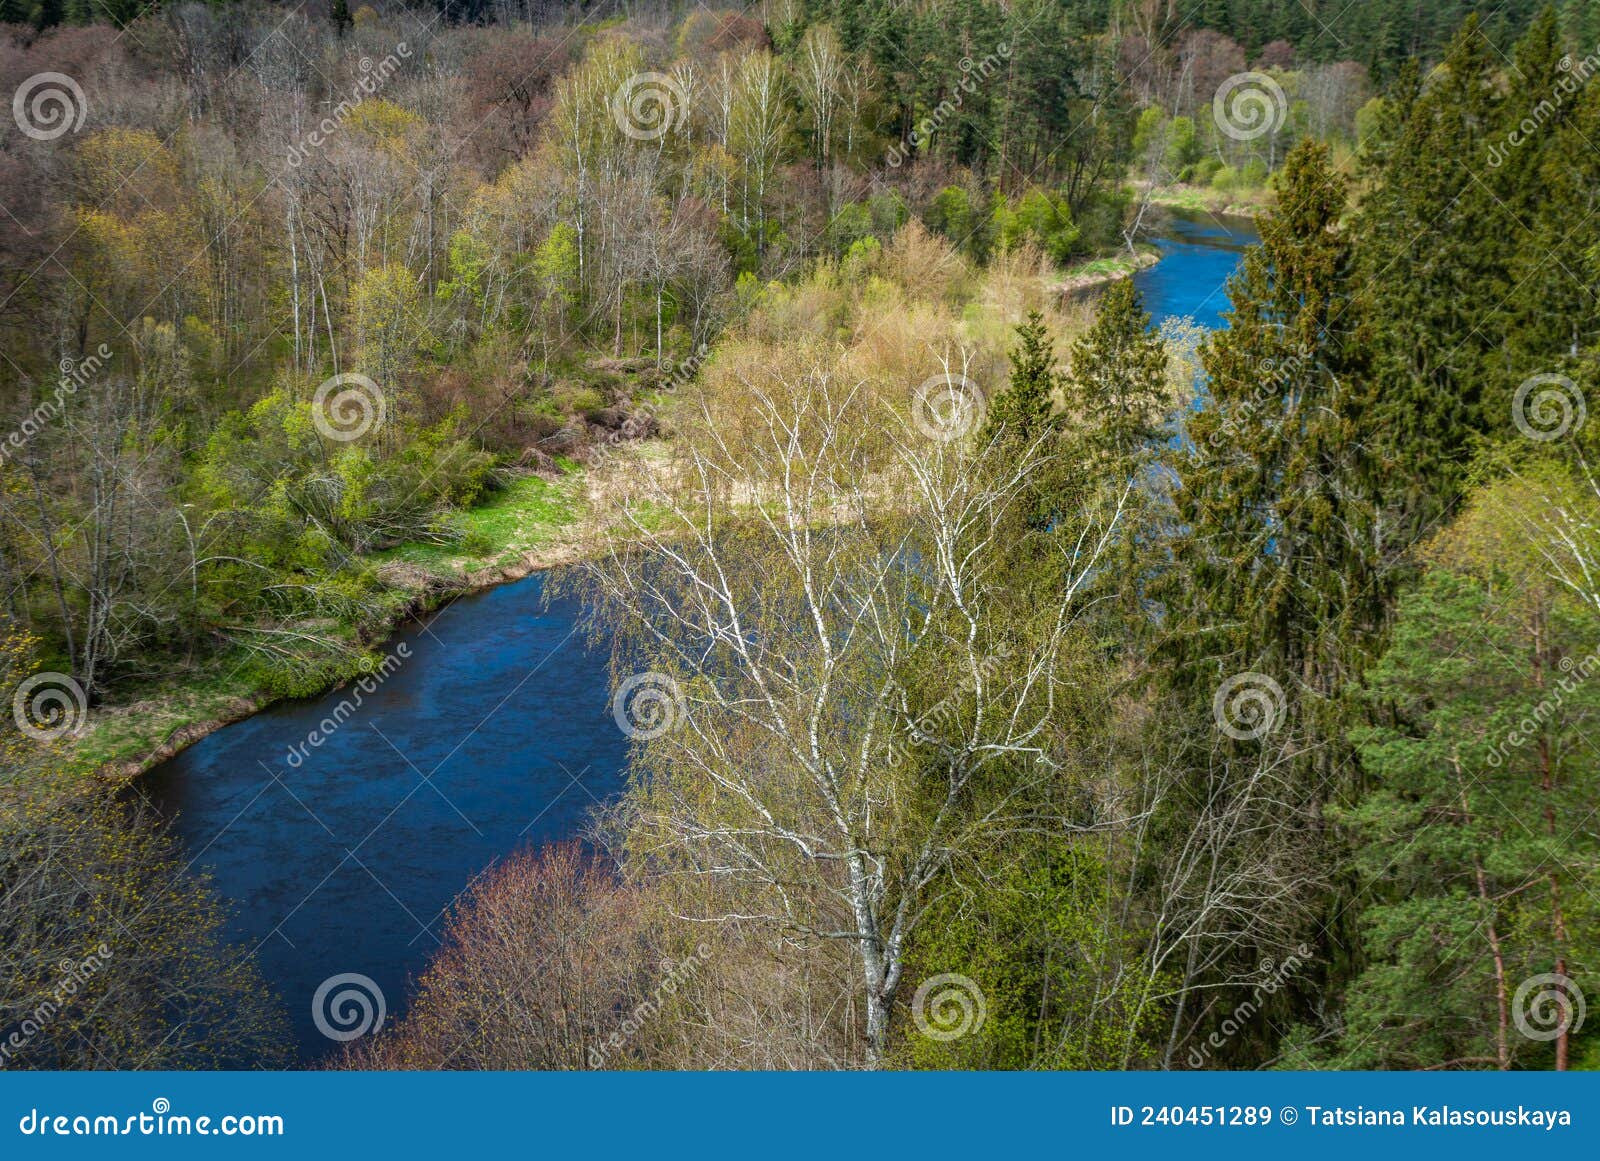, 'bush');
0,790,288,1069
